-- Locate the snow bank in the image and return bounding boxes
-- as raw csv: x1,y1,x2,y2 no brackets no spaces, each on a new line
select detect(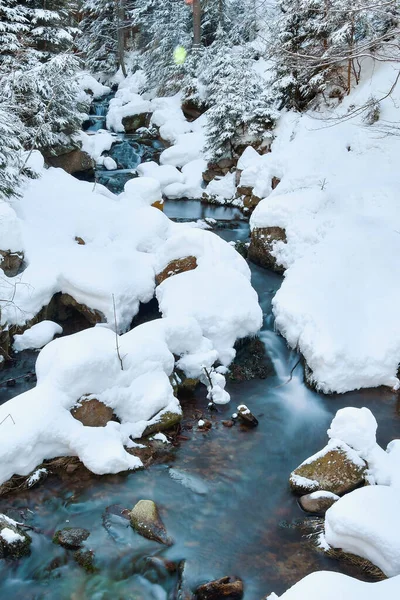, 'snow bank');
13,320,63,352
78,73,111,99
270,571,400,600
205,172,237,204
325,485,400,577
0,160,262,483
80,129,116,162
249,60,400,393
107,90,151,133
0,201,22,252
160,131,205,168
